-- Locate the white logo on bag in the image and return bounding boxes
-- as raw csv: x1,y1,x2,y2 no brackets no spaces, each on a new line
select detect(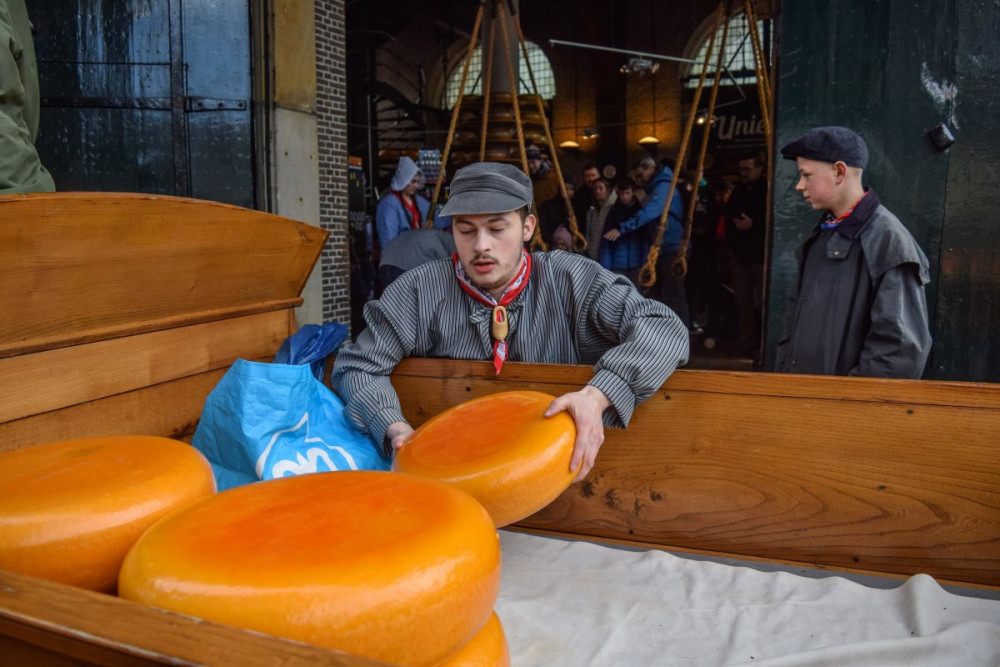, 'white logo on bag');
254,412,359,479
